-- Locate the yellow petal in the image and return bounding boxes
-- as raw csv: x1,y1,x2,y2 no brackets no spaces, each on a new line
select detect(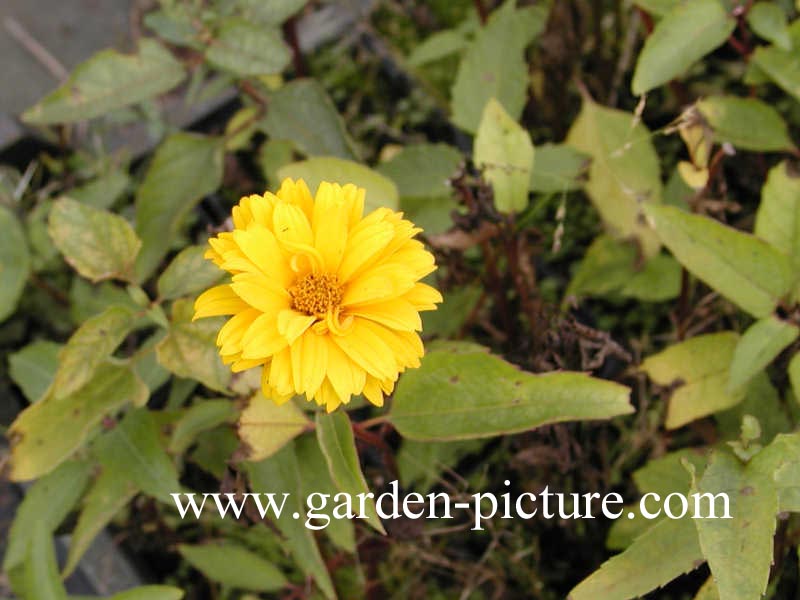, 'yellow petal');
276,178,314,219
324,335,366,404
277,309,316,344
362,375,385,407
403,282,443,311
331,318,397,380
241,313,288,359
217,308,260,356
291,330,328,397
348,298,422,331
268,347,294,396
194,285,248,320
338,218,395,282
232,225,292,285
312,182,349,272
231,272,290,313
342,263,416,307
